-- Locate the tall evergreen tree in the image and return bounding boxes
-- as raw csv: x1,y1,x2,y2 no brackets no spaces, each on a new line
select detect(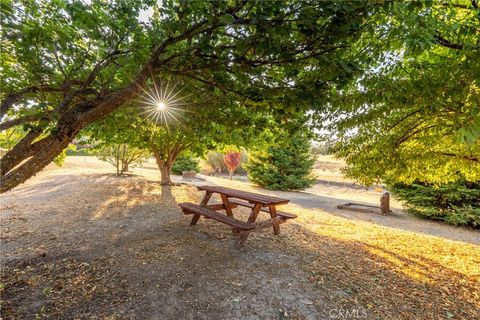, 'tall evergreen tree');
246,131,315,191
